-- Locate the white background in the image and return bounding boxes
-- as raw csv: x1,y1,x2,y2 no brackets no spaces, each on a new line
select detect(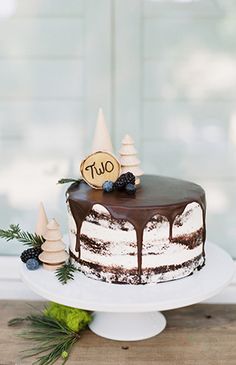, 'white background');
0,0,236,263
